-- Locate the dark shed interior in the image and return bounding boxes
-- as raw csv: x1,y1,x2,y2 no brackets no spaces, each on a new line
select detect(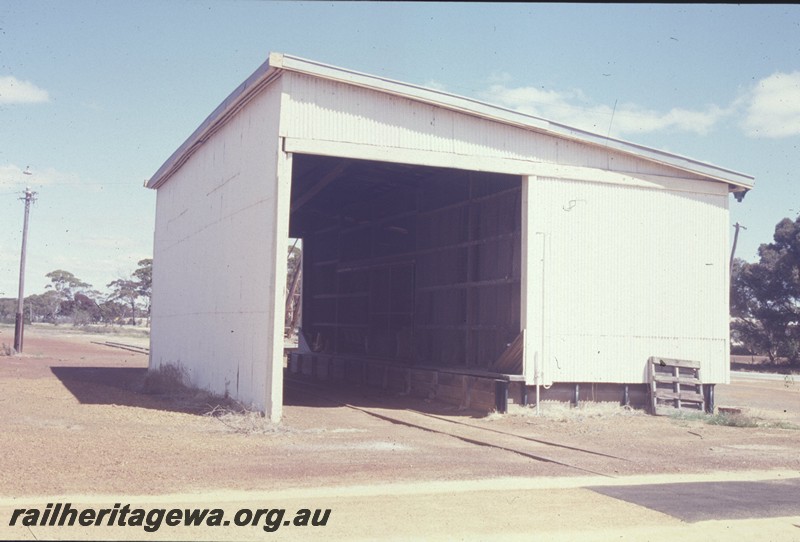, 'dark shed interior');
289,154,522,371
